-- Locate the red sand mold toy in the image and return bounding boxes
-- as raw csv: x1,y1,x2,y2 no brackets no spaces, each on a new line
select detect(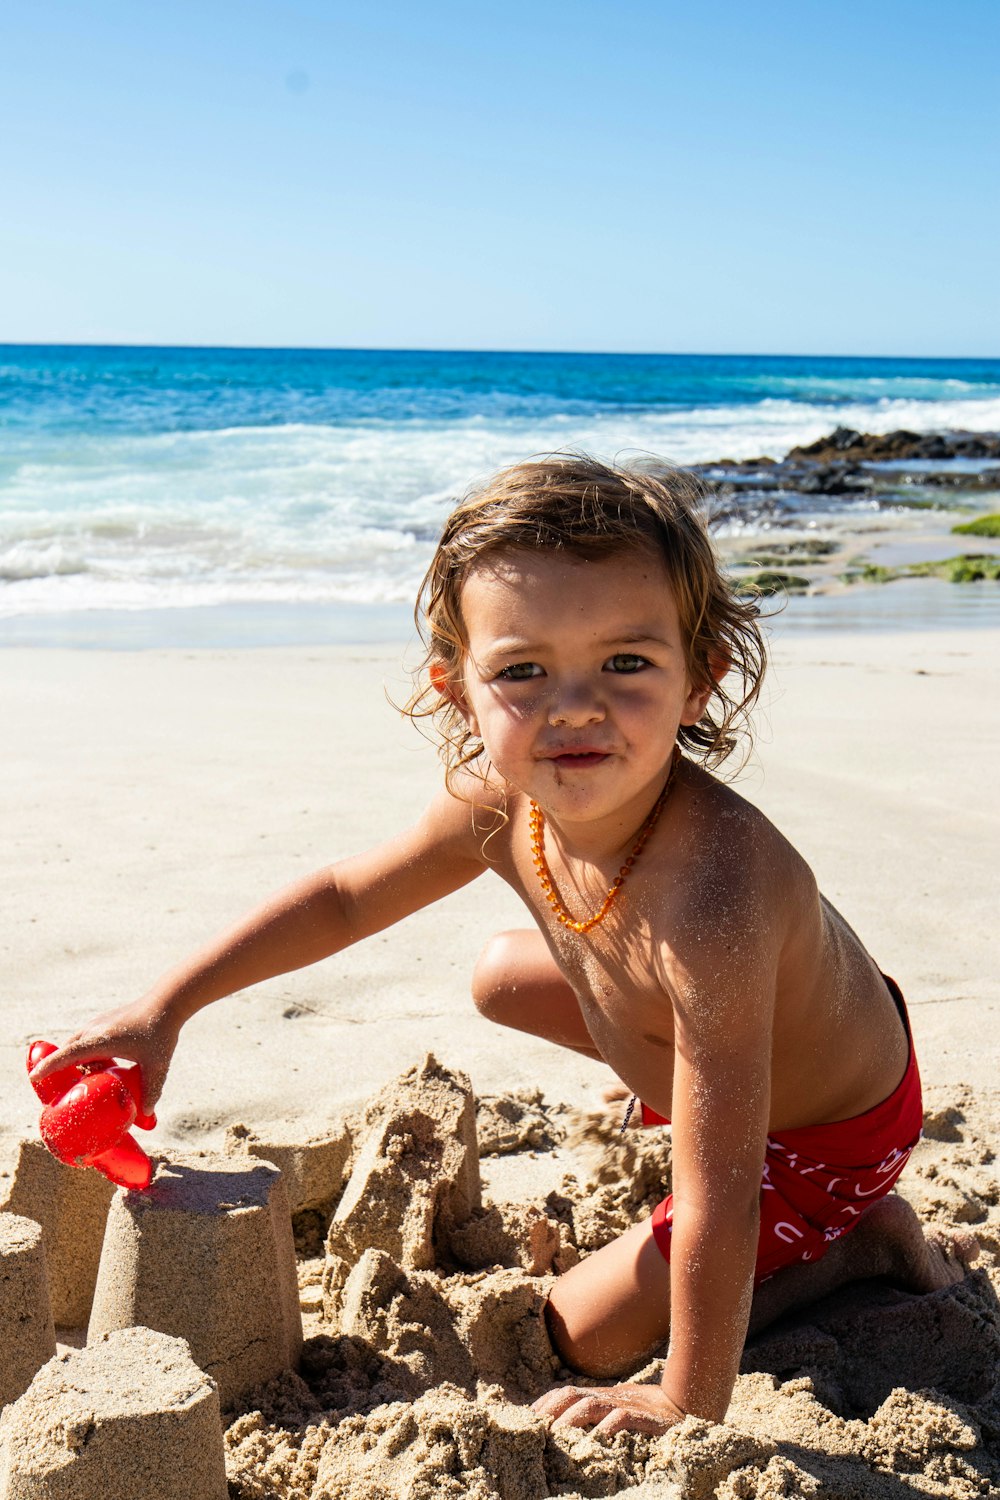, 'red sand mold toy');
27,1039,156,1190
